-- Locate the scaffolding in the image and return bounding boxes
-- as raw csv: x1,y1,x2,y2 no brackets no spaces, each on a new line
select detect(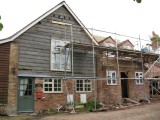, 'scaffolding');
52,20,160,111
